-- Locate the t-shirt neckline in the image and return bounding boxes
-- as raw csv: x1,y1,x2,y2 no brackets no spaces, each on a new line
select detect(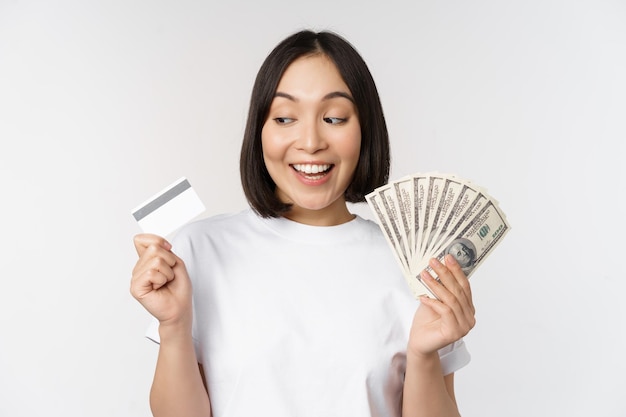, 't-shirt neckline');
250,209,370,245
